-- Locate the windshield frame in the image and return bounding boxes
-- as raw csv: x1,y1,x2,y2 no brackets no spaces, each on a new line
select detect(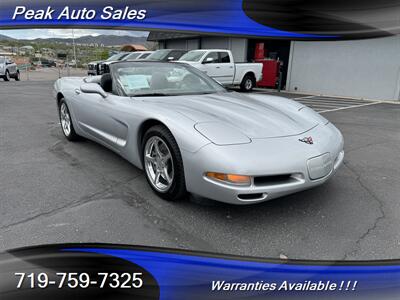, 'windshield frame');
109,61,227,97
